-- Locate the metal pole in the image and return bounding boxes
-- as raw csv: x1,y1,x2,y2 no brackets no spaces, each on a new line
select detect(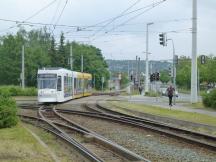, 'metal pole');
21,45,25,89
128,60,130,80
94,74,95,88
171,39,176,105
101,77,104,92
81,54,83,72
191,0,198,103
70,44,73,70
135,56,138,84
138,57,140,87
145,23,153,94
198,68,200,95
